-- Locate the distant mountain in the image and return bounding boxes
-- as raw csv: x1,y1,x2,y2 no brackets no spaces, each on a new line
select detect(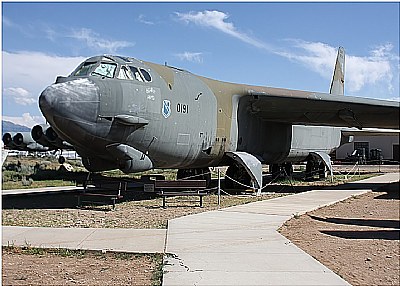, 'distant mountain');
2,120,30,133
